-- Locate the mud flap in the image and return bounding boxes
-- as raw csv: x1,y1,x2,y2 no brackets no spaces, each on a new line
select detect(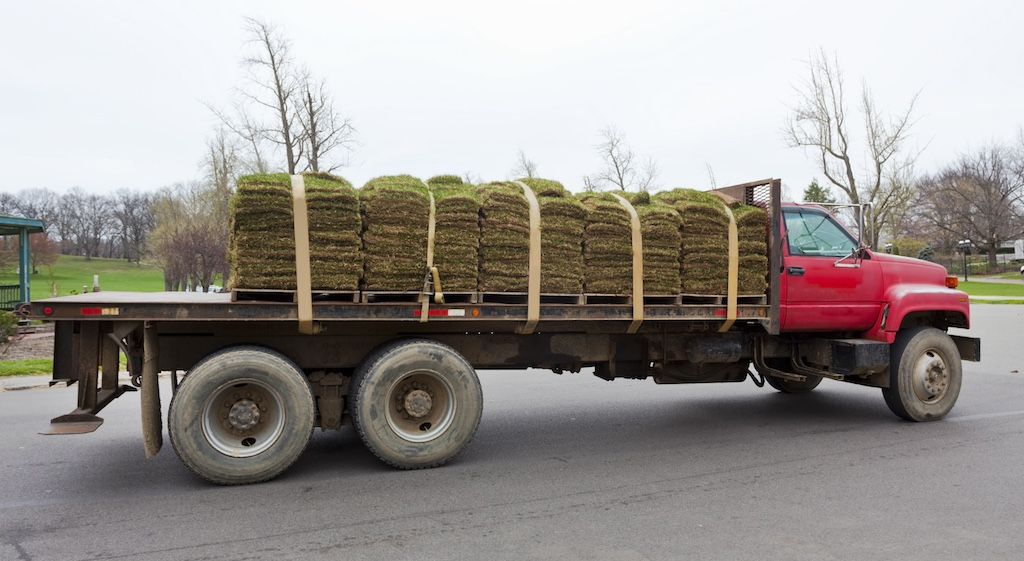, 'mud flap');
141,322,163,458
